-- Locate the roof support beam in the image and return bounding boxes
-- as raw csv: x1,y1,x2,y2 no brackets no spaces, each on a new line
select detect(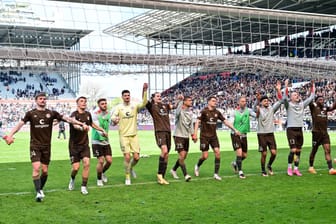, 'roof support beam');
52,0,336,24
